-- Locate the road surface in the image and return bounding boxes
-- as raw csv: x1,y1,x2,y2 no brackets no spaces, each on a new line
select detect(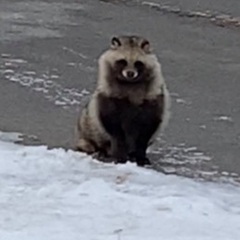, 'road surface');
0,0,239,181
